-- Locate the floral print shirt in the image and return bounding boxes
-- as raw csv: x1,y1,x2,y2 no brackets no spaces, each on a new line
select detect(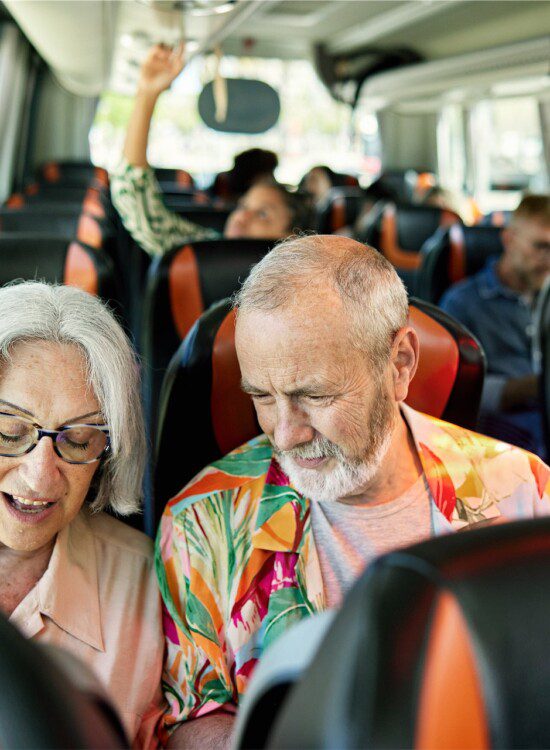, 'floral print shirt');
155,404,550,739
